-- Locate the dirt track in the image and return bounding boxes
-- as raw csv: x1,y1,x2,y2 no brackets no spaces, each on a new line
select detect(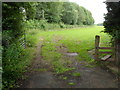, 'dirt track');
19,40,118,88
